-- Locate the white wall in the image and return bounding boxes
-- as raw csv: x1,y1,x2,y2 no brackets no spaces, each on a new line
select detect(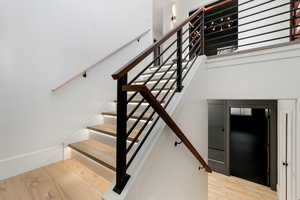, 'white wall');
0,0,152,179
203,43,300,200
